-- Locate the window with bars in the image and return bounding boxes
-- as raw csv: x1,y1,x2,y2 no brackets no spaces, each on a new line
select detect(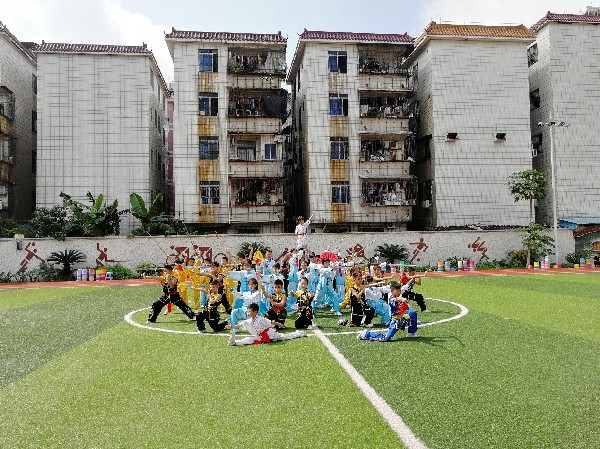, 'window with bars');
199,137,219,159
233,140,257,161
200,181,220,204
332,181,350,204
329,93,348,116
264,143,277,160
199,92,218,116
330,137,349,160
328,51,347,73
198,49,218,72
530,89,540,110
